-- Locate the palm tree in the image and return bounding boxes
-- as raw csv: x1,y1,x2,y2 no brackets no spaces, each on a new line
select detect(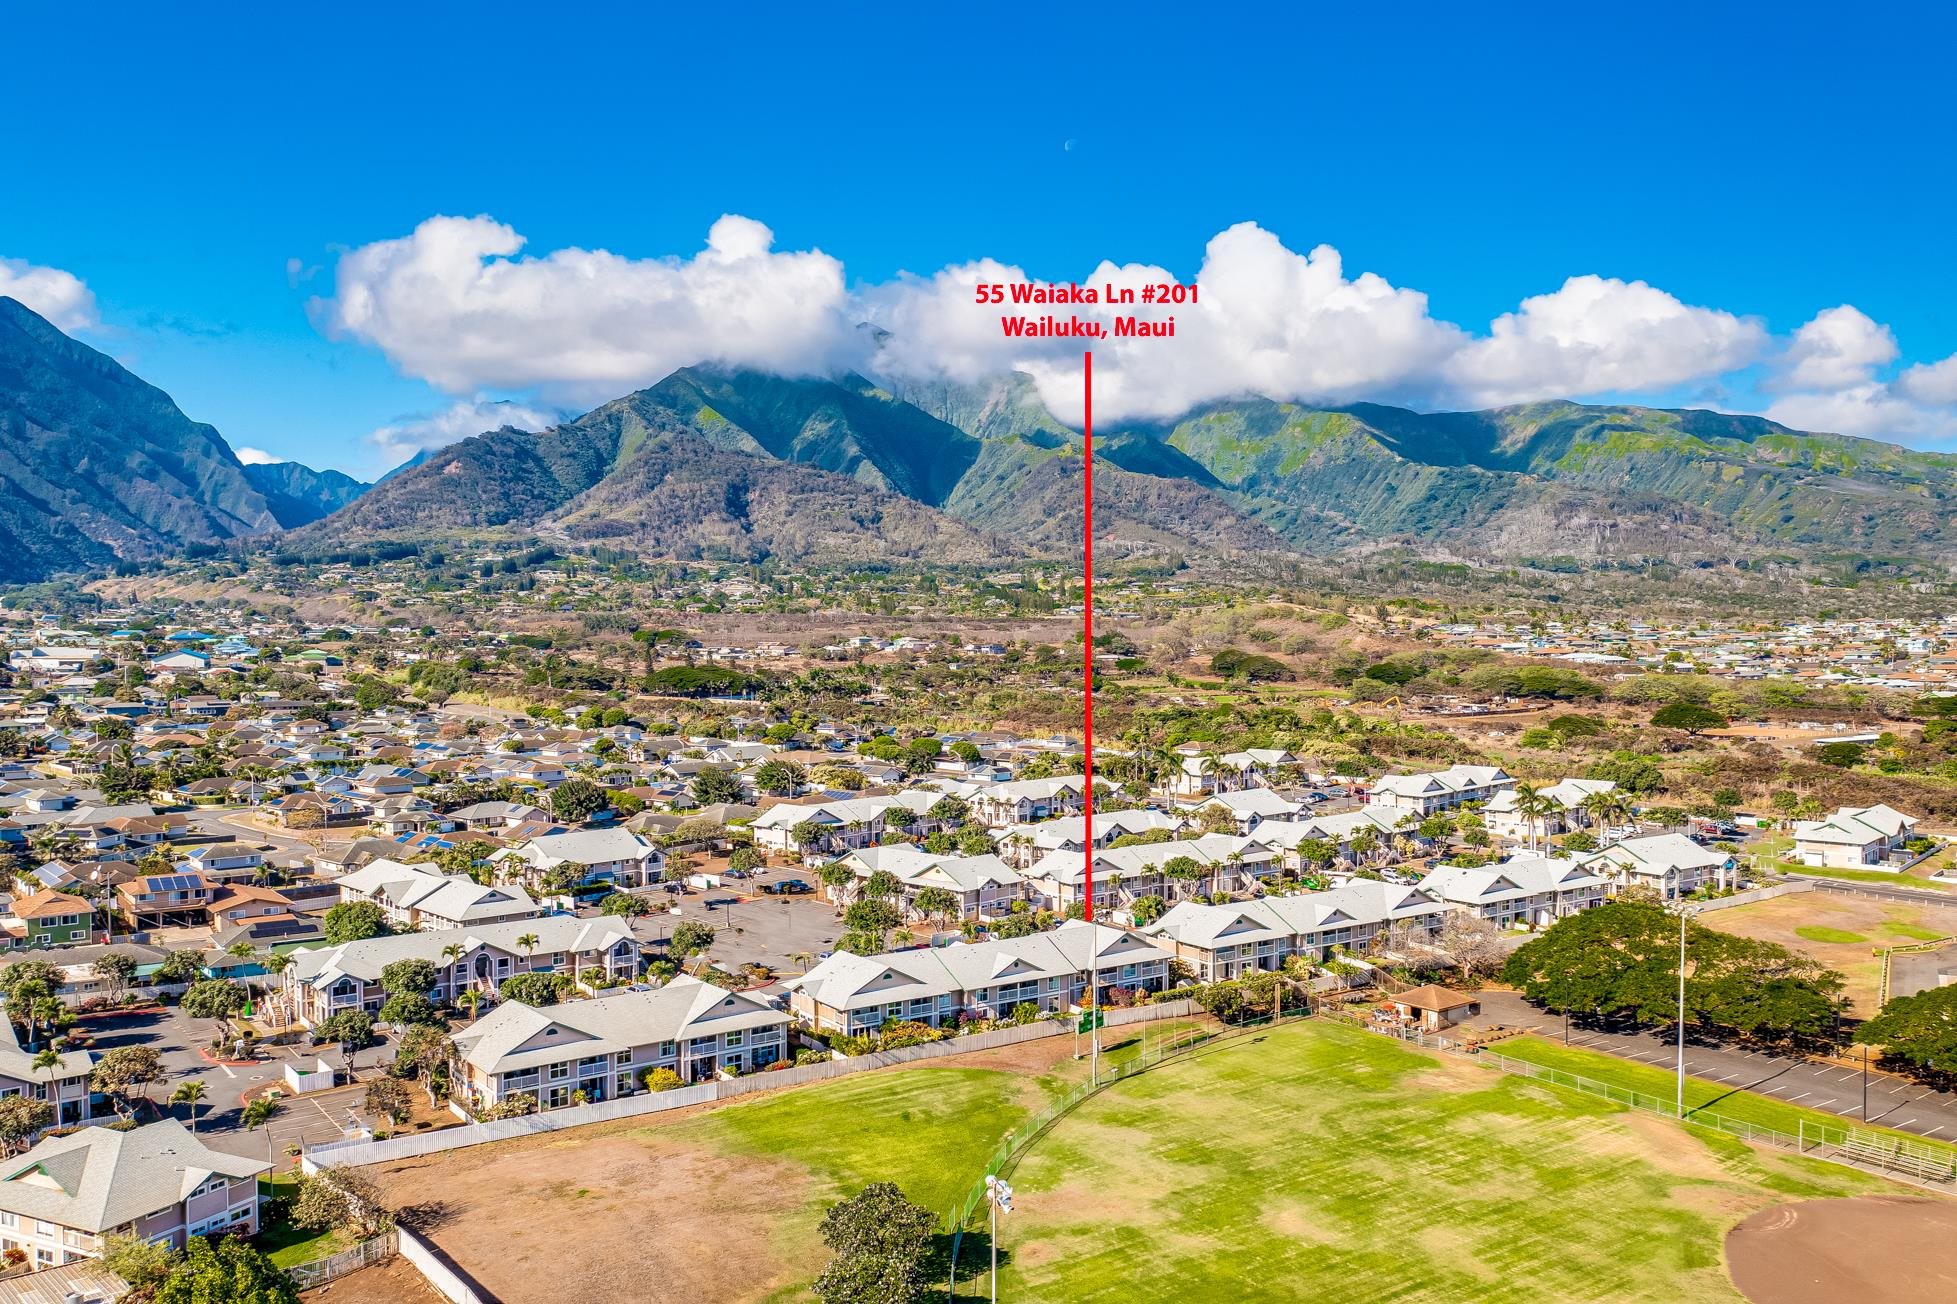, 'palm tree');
242,1095,281,1132
1512,782,1554,854
31,1047,64,1076
457,988,483,1022
171,1080,207,1132
516,933,540,969
788,951,814,974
